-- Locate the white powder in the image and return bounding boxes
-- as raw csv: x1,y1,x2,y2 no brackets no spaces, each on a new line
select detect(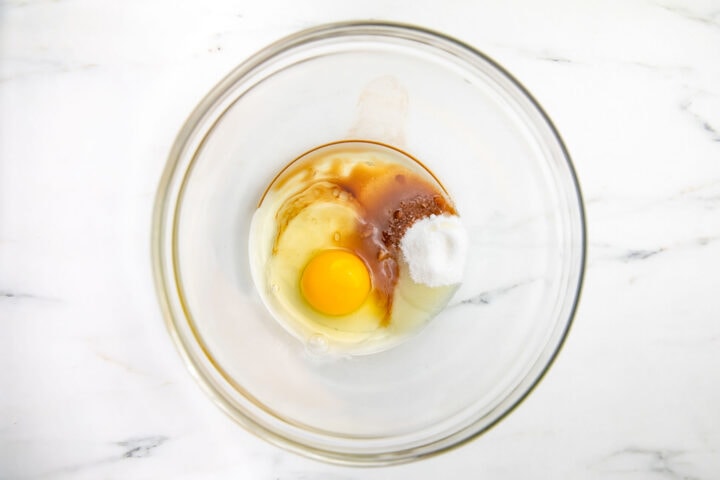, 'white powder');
399,214,468,287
